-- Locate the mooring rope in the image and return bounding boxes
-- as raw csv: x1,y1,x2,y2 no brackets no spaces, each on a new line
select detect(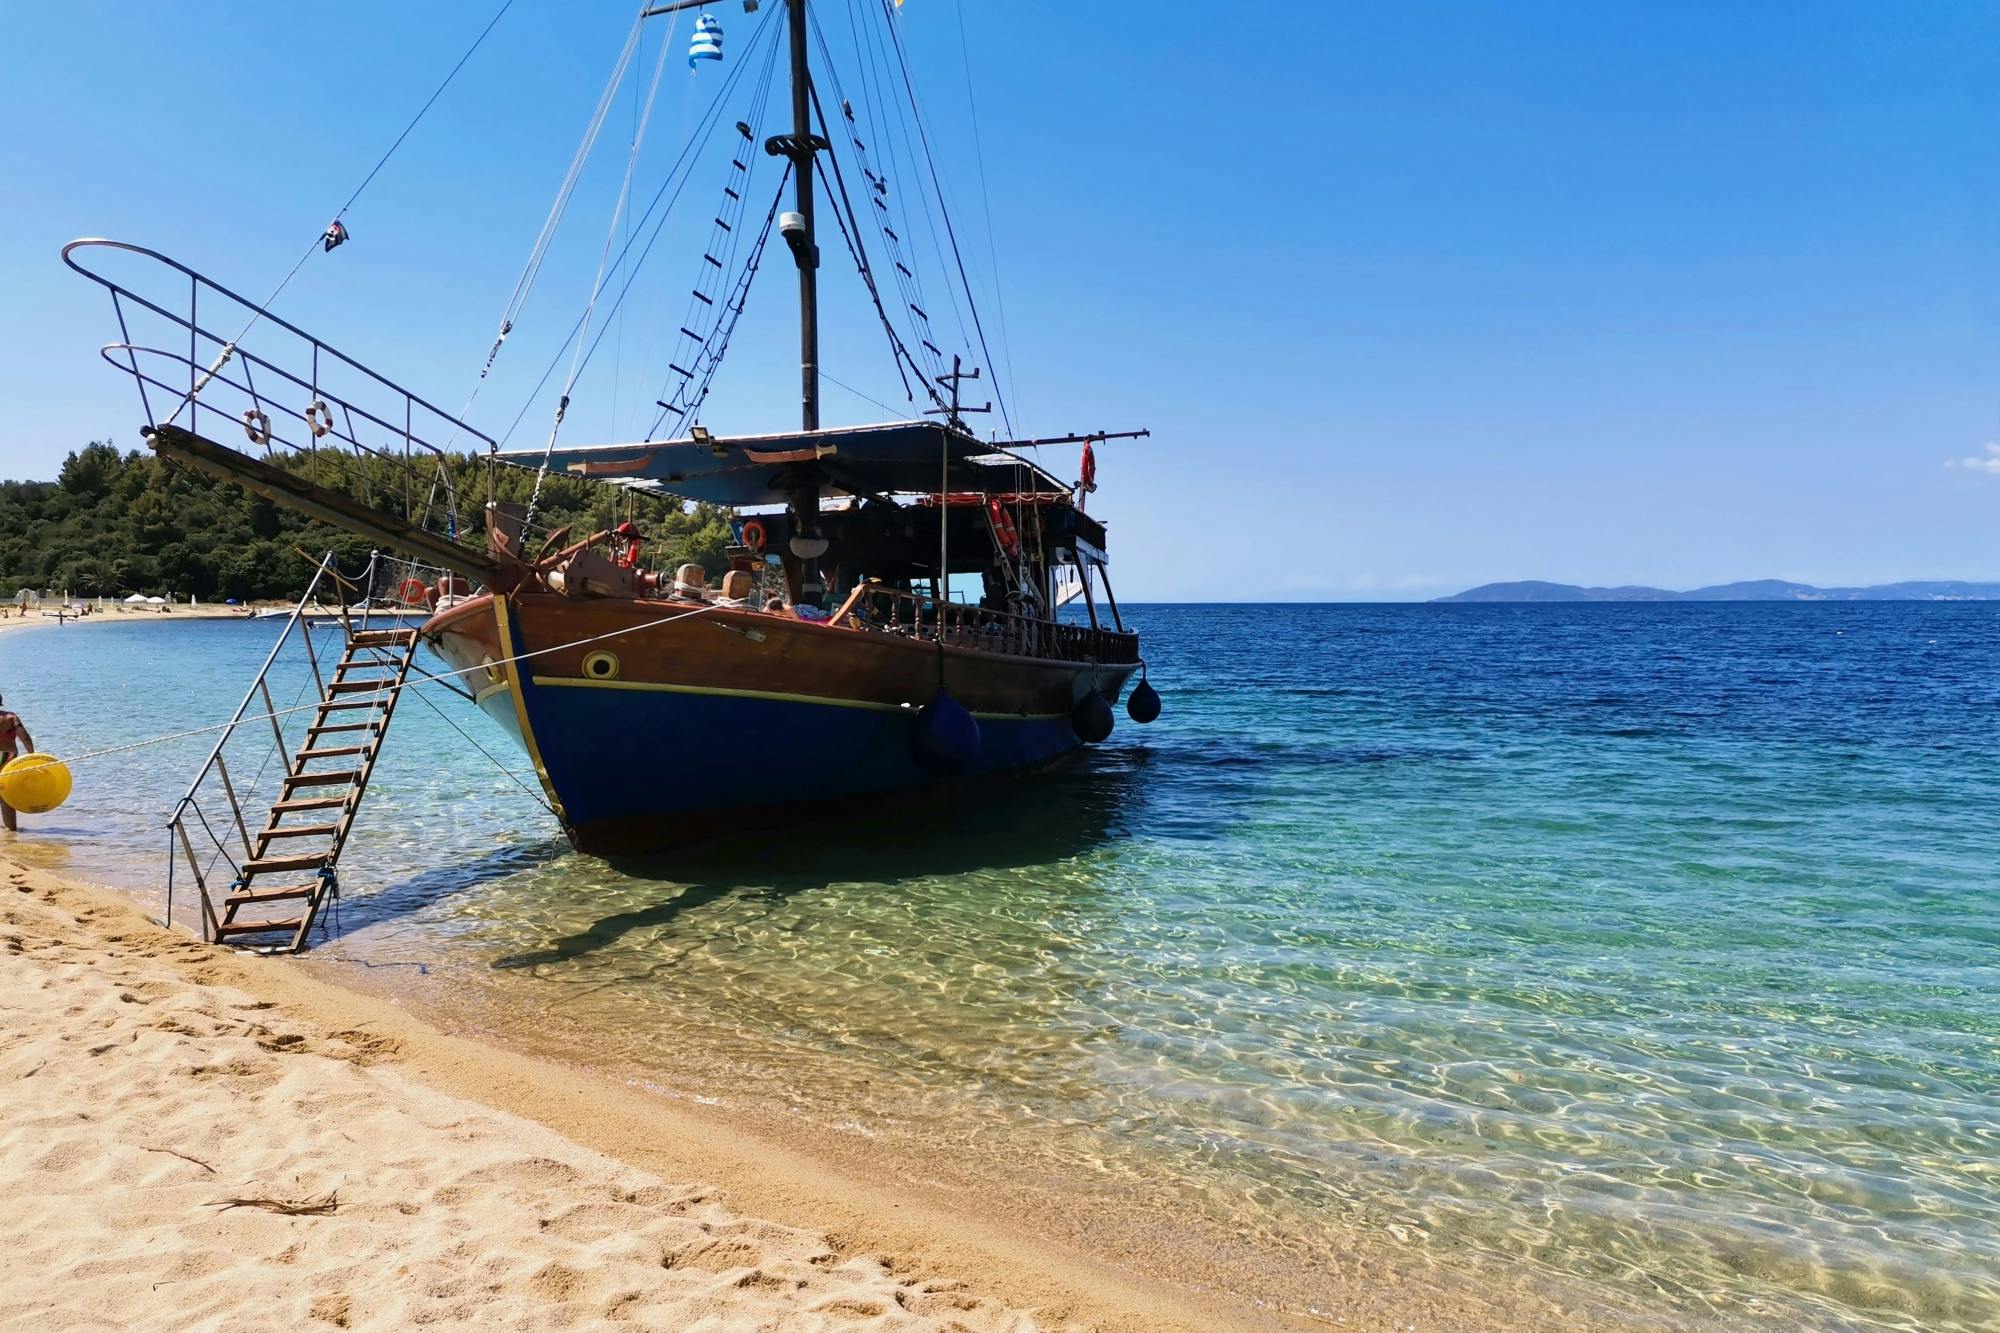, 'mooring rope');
56,599,725,773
